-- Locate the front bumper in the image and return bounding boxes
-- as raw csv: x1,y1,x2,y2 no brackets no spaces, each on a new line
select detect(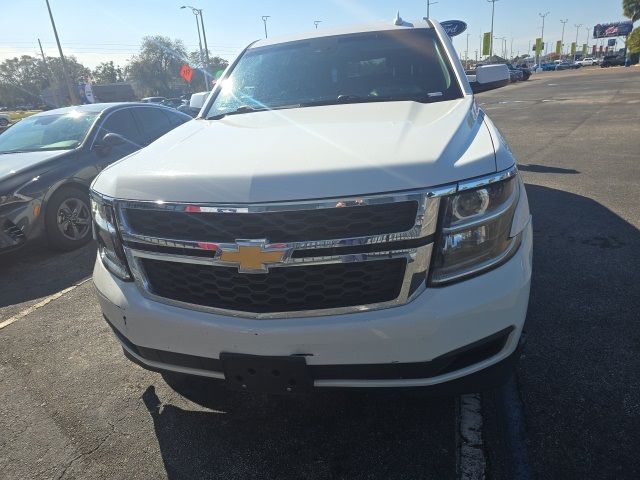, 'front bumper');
94,222,532,389
0,200,42,252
